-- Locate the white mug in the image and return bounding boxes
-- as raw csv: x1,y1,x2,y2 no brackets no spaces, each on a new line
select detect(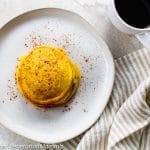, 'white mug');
108,0,150,48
